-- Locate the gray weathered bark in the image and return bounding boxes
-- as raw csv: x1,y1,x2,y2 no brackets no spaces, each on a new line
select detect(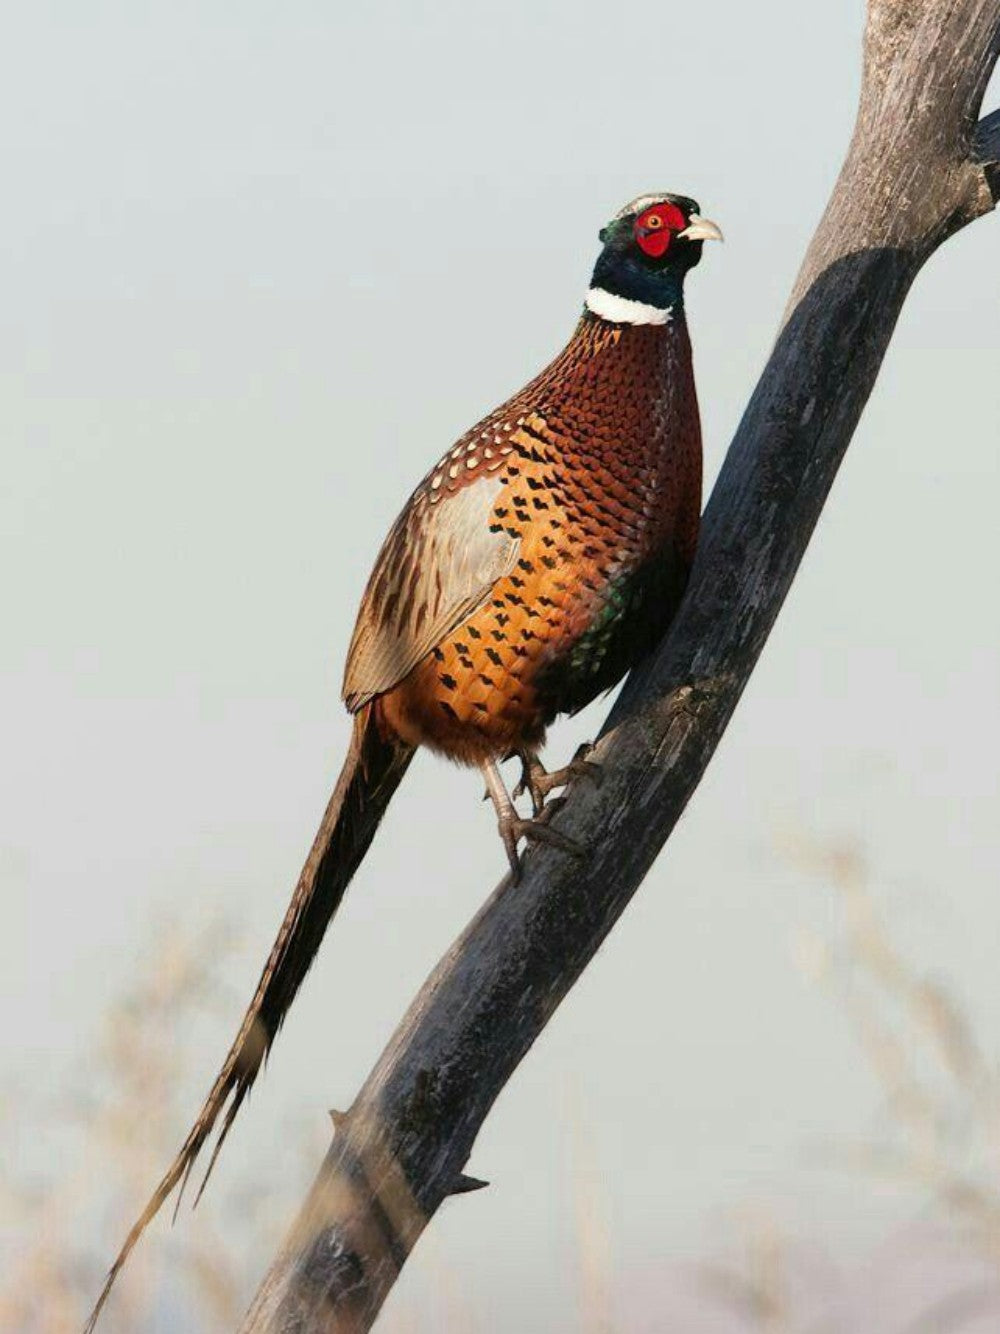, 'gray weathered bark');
239,4,1000,1330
